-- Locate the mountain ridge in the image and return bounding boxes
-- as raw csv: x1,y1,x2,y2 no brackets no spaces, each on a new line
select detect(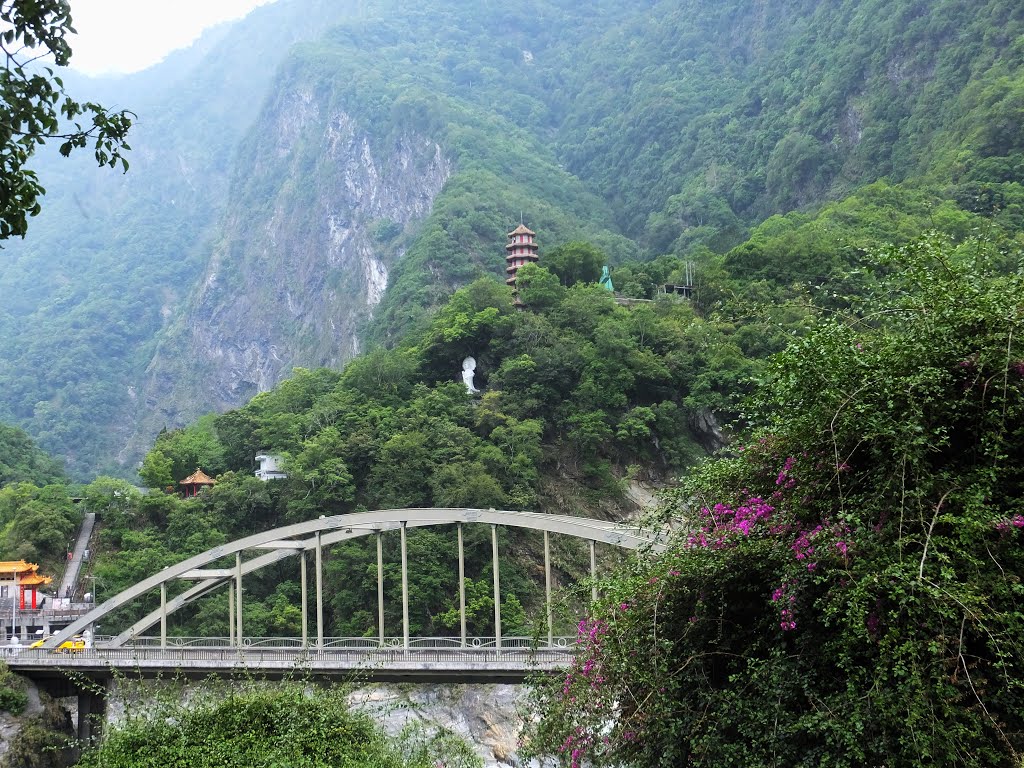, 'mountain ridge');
0,0,1022,478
